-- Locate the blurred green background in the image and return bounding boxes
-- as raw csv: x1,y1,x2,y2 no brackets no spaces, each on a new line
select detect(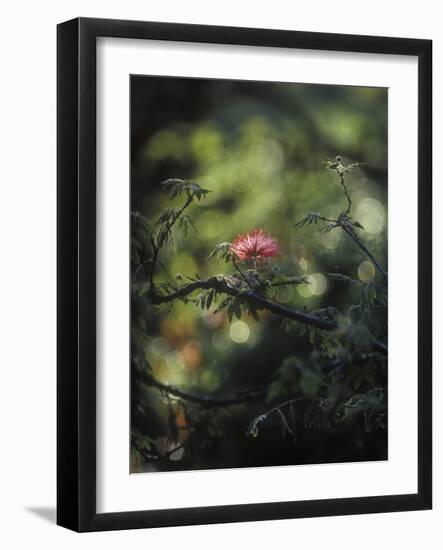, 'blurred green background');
131,76,387,471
